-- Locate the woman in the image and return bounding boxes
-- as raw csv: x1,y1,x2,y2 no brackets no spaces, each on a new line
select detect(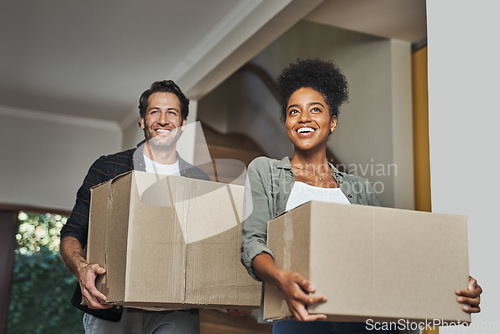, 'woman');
240,59,481,333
